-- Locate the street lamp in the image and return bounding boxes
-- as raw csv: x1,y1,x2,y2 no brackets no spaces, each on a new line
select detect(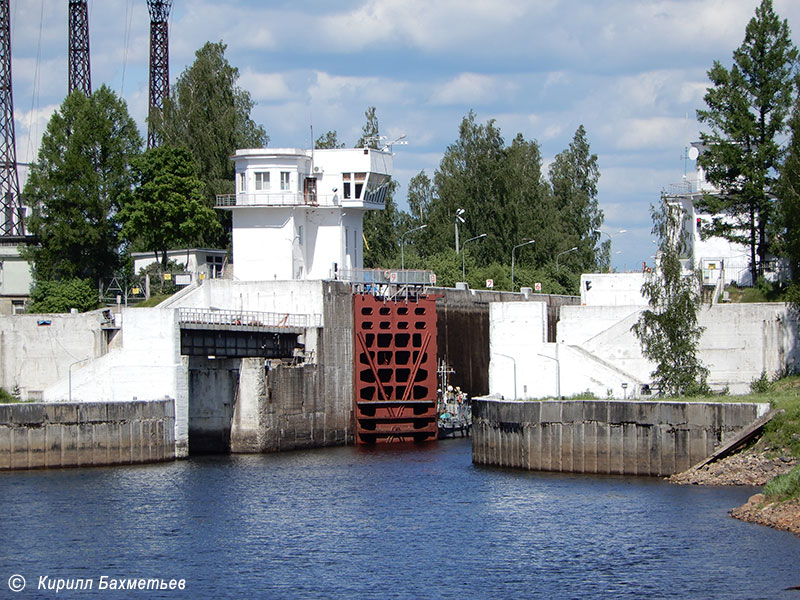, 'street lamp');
454,208,465,253
511,239,535,292
462,233,487,281
556,246,578,272
400,224,427,270
594,229,627,272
